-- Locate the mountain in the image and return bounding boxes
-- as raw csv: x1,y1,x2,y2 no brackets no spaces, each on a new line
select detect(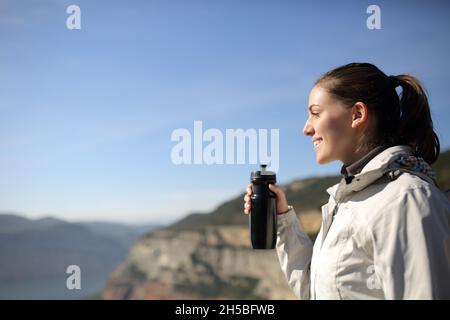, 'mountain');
0,214,64,233
432,148,450,193
101,148,450,300
167,175,340,232
0,214,160,299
